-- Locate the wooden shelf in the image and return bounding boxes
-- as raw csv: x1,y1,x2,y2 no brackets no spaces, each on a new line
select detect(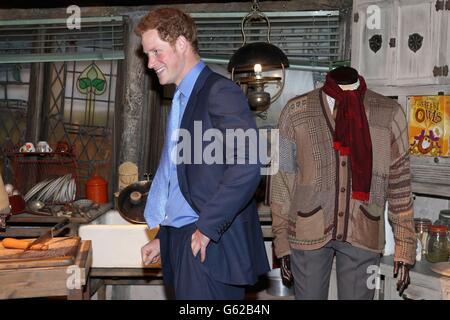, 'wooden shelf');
412,182,450,198
411,156,450,199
